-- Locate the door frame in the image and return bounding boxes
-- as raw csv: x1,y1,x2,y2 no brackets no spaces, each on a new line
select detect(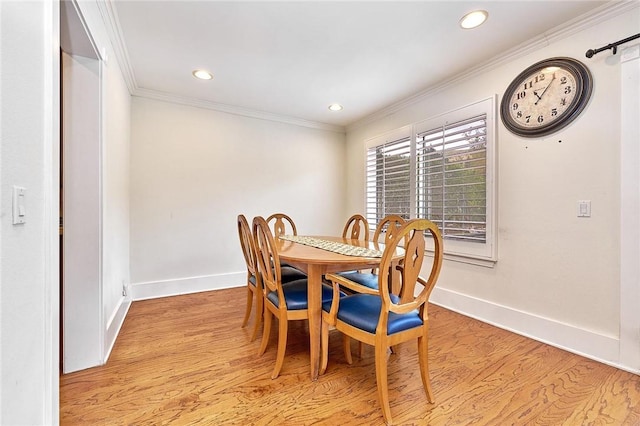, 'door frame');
59,0,105,374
